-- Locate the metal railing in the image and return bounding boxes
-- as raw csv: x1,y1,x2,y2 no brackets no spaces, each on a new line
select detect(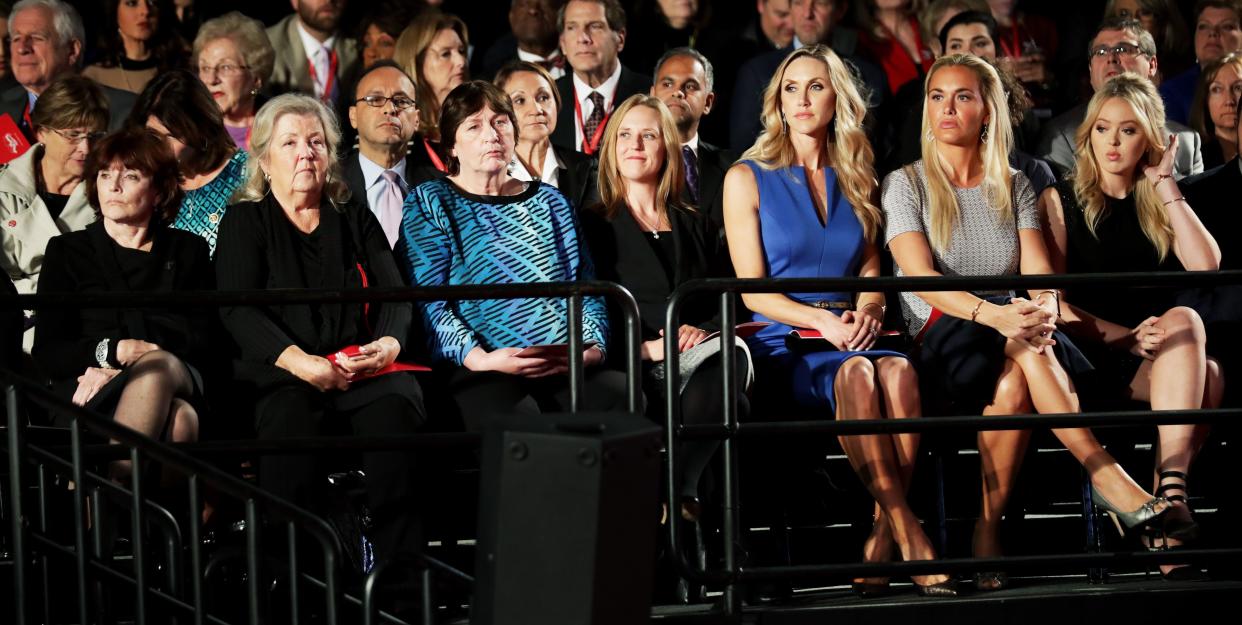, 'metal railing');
2,281,643,625
663,270,1242,617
